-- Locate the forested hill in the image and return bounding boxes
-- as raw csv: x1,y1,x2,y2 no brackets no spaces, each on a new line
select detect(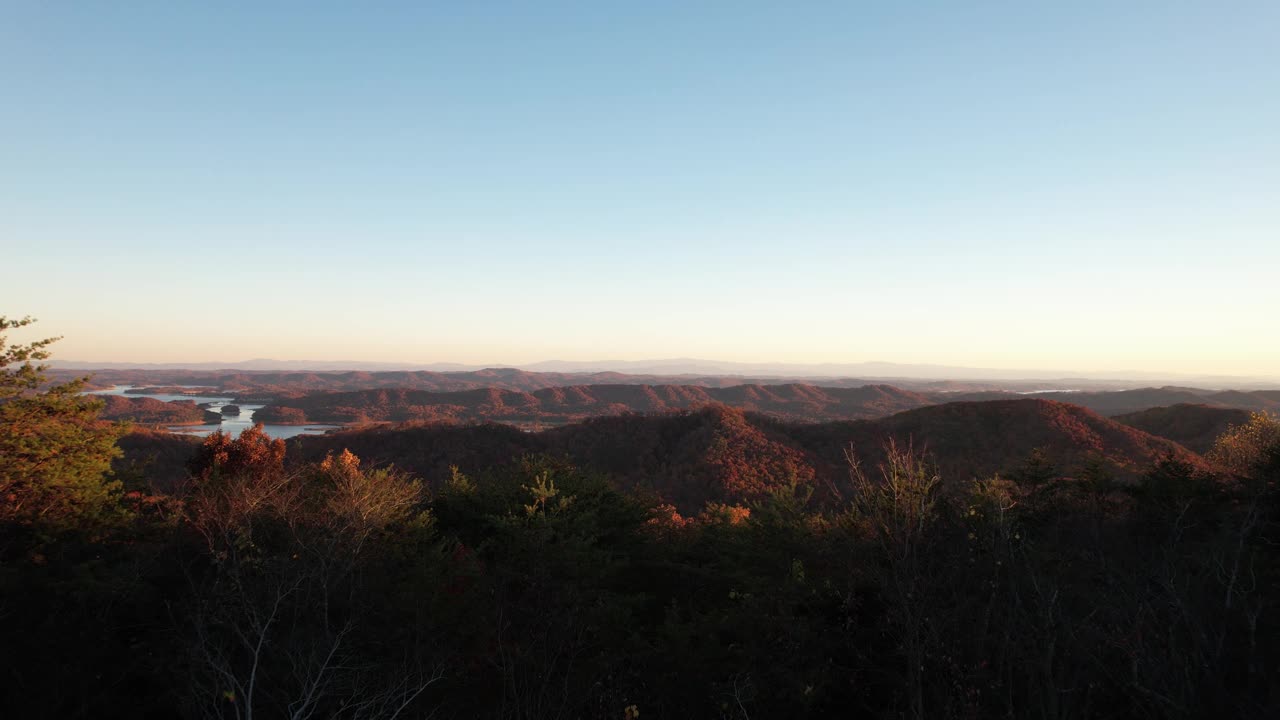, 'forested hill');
777,399,1206,495
251,382,1280,426
1010,388,1280,415
1114,403,1253,453
251,383,933,424
95,395,222,425
127,399,1205,513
